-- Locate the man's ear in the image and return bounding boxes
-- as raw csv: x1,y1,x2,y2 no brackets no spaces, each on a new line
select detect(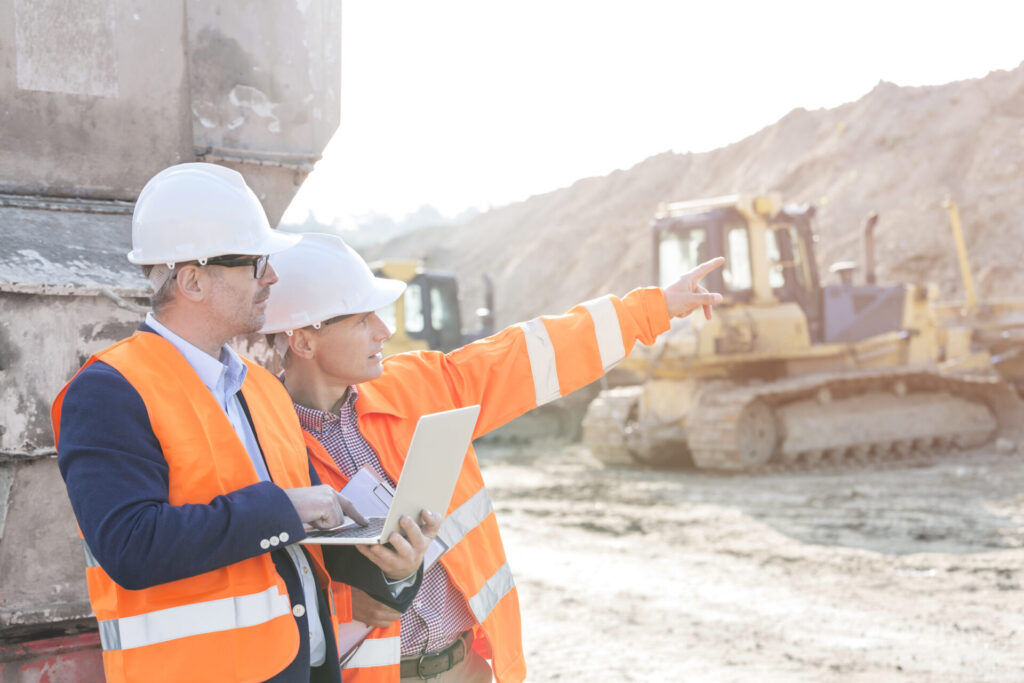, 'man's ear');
288,328,317,360
175,265,205,303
